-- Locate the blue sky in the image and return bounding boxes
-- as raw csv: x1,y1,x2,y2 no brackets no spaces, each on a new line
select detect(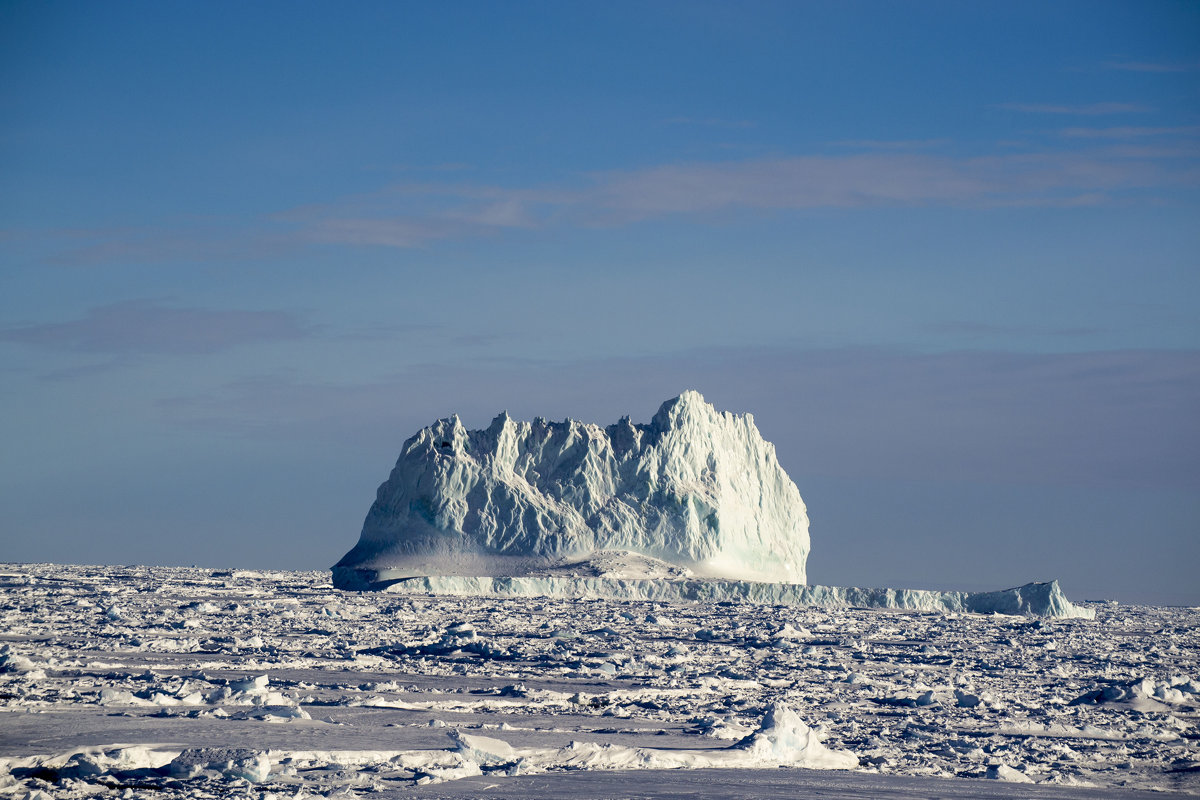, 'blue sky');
2,1,1197,604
